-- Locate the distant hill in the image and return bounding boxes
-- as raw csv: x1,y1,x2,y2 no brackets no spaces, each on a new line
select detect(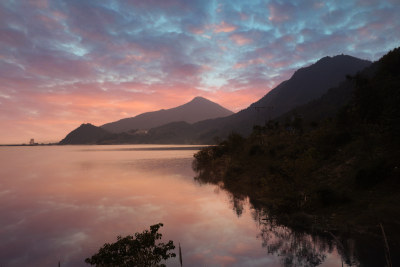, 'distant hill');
59,123,110,144
59,97,233,144
101,96,234,133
